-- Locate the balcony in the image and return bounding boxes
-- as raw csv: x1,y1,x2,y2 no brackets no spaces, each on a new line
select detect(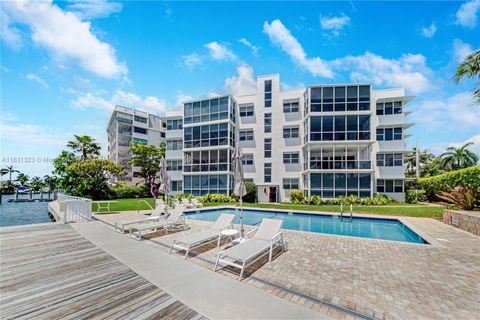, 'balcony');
309,160,371,170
